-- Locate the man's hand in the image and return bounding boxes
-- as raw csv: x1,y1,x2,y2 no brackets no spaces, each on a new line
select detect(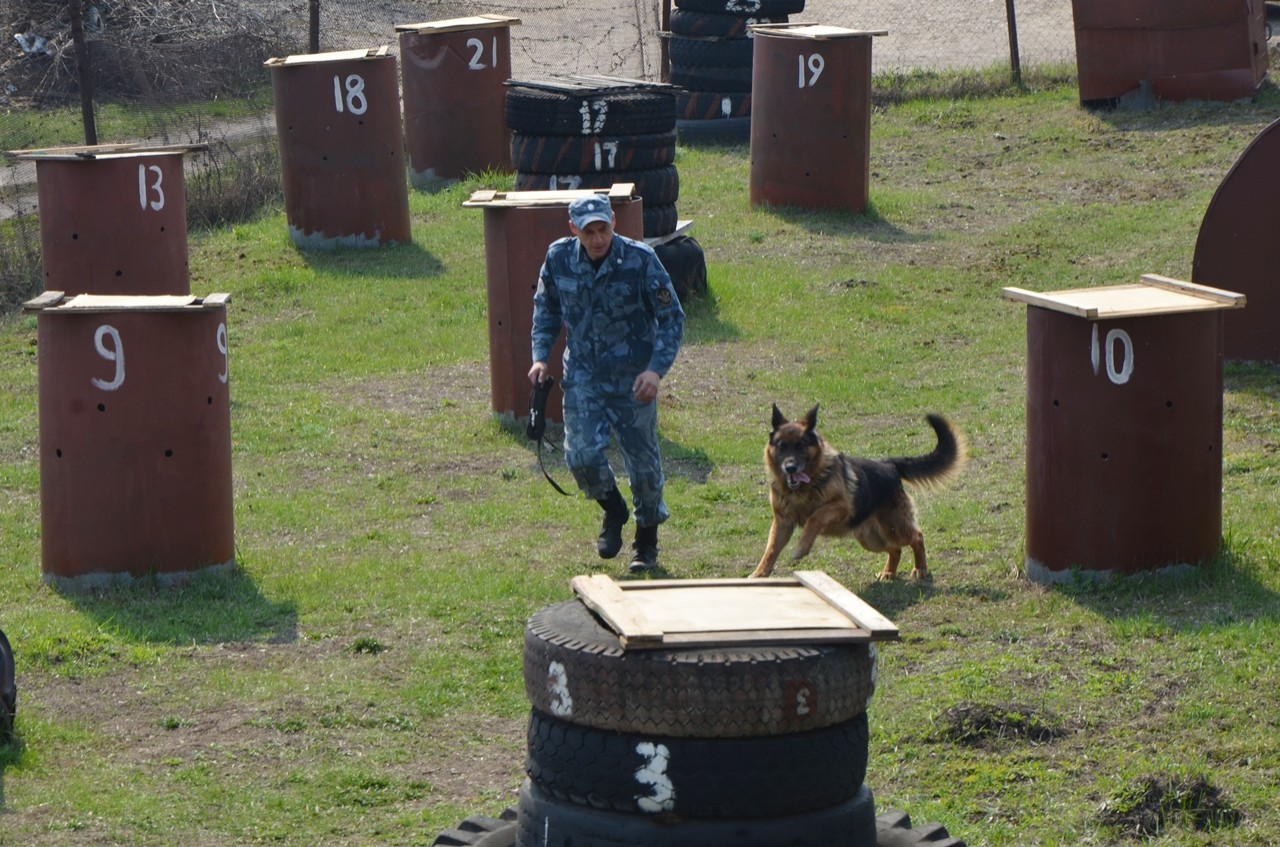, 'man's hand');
632,370,660,403
528,361,550,386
